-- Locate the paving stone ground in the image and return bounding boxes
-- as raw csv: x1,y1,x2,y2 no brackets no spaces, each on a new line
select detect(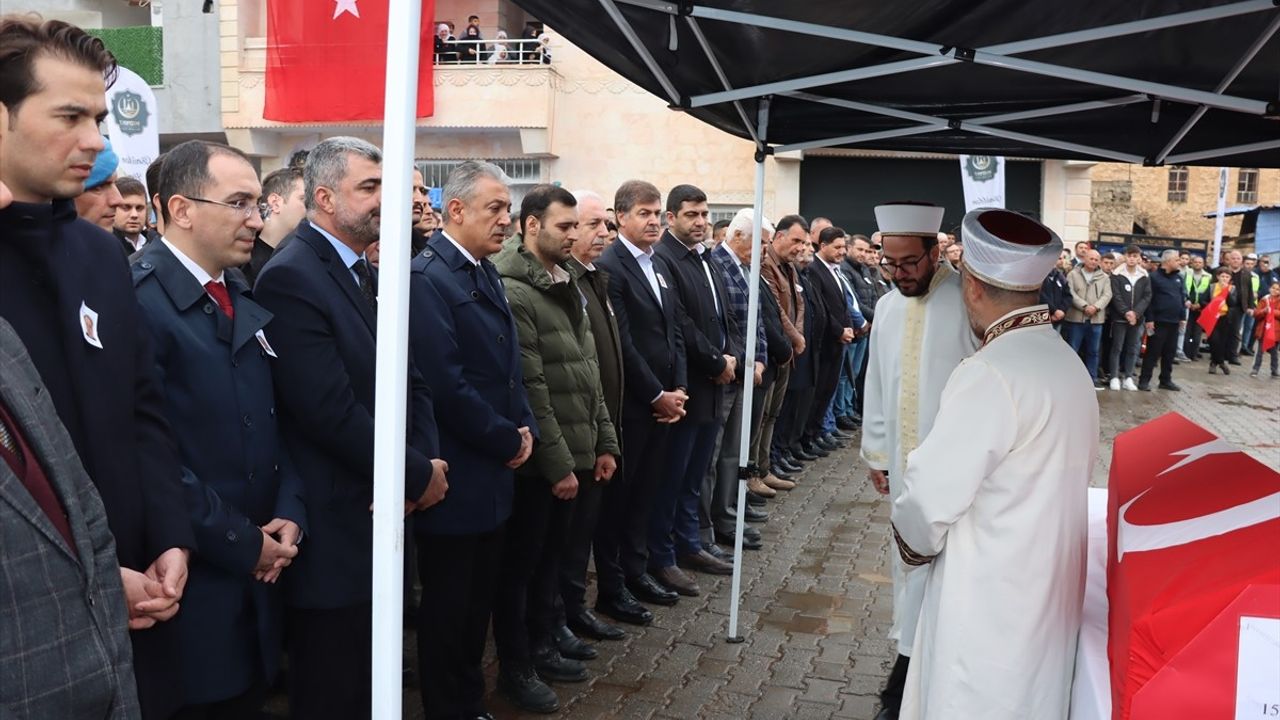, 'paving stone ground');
271,354,1279,719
